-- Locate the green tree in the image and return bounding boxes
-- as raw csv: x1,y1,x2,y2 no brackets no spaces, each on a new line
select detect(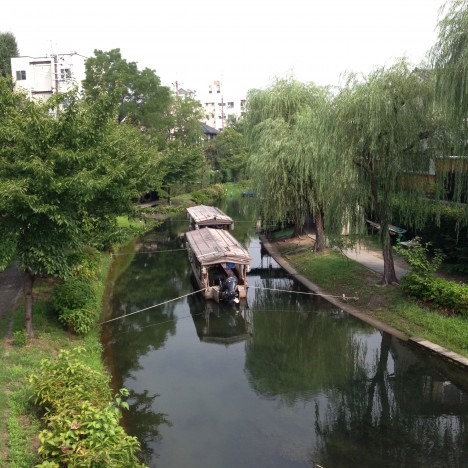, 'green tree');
0,79,159,337
204,127,248,182
431,0,468,155
244,78,338,251
161,142,205,195
334,60,436,284
0,32,19,79
170,94,205,145
83,49,172,144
